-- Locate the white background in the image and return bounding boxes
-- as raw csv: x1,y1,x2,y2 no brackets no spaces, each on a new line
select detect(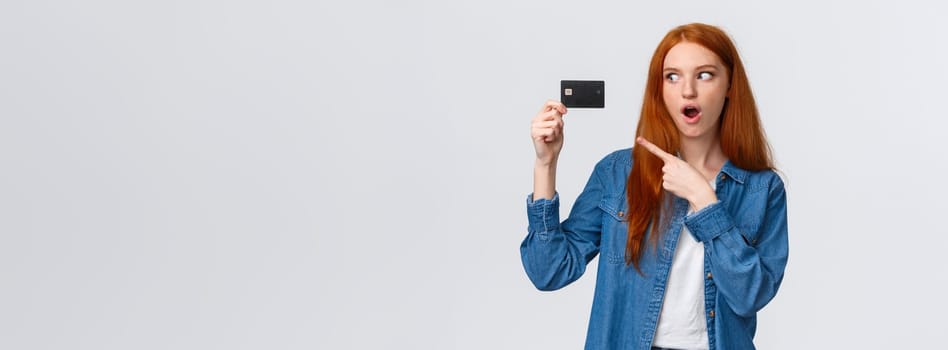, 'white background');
2,0,946,348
